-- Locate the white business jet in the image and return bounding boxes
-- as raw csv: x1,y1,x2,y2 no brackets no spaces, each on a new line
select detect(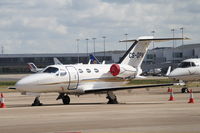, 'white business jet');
168,58,200,93
12,36,187,106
